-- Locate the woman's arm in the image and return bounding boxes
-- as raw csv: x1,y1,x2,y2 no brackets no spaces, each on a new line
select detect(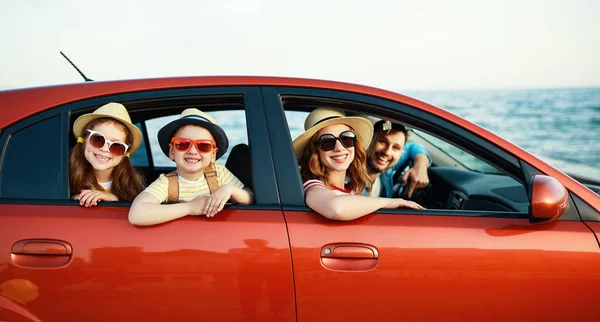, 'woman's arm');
305,186,423,221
